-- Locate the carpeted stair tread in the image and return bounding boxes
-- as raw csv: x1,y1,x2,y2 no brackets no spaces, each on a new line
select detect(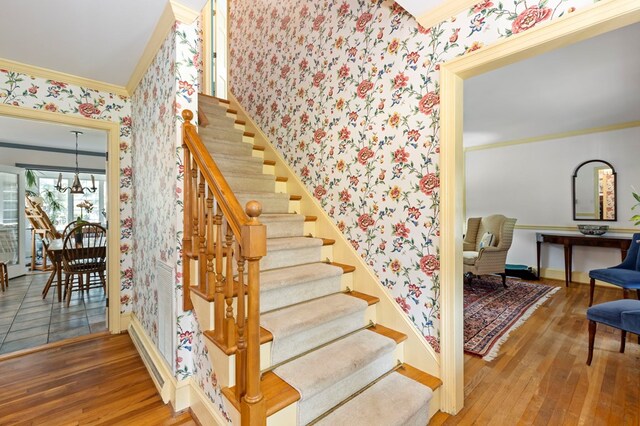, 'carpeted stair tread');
258,214,306,238
314,371,433,426
260,263,344,312
261,293,366,341
267,236,323,251
262,293,367,365
207,154,264,174
262,237,324,270
235,191,290,214
261,262,342,293
274,330,396,424
260,213,306,223
223,171,275,181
